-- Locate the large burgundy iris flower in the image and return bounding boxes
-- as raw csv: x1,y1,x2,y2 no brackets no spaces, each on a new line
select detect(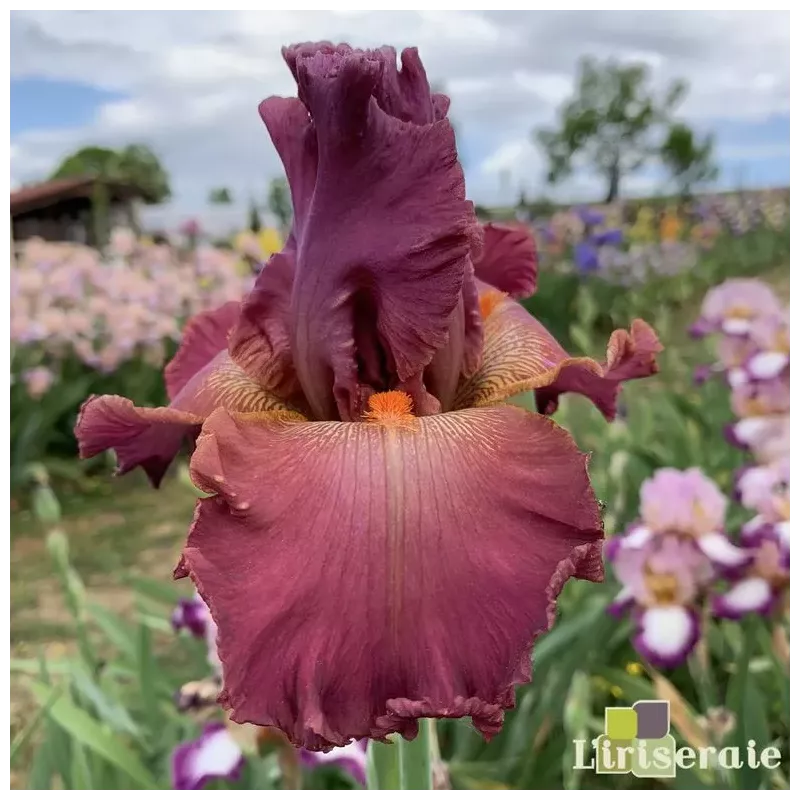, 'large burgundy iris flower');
75,42,662,751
